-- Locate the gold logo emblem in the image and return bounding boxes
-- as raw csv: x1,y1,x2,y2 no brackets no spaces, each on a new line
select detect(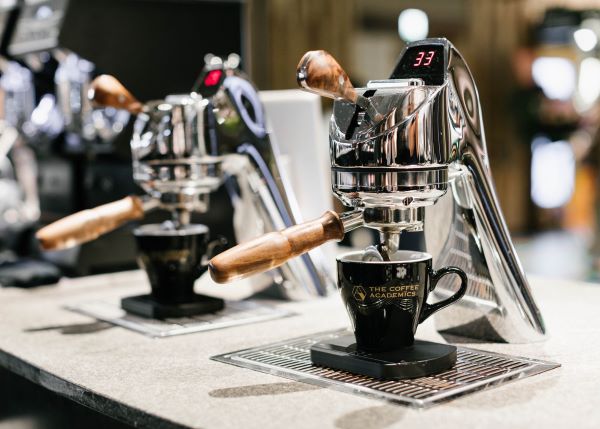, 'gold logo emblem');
352,286,367,302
